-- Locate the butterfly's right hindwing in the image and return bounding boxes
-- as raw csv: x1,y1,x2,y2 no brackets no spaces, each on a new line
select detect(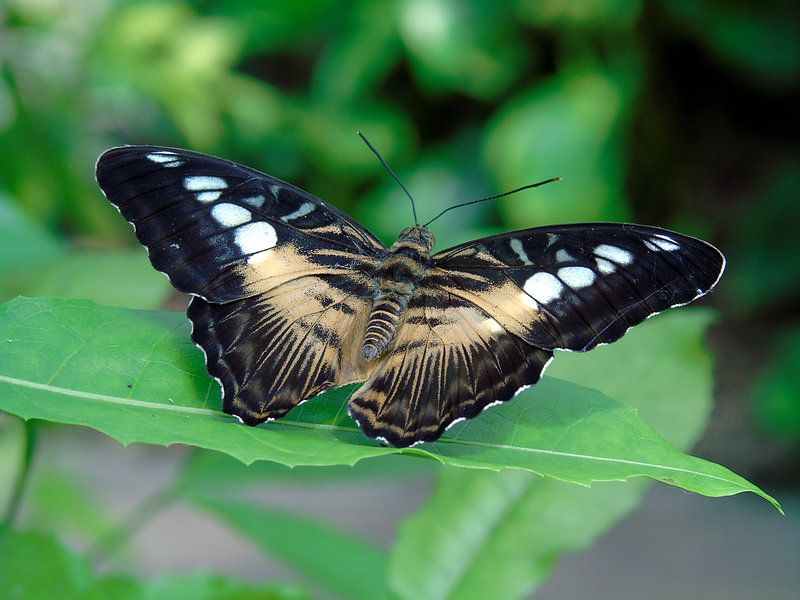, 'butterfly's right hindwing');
96,146,386,303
